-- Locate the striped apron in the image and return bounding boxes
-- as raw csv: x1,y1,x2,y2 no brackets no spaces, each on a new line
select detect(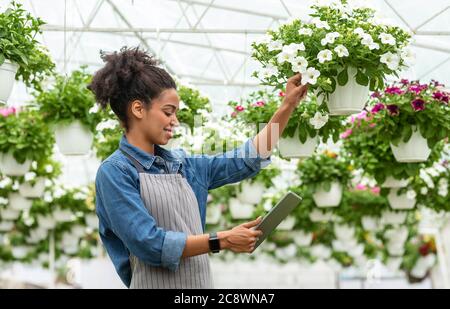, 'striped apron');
120,149,213,289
